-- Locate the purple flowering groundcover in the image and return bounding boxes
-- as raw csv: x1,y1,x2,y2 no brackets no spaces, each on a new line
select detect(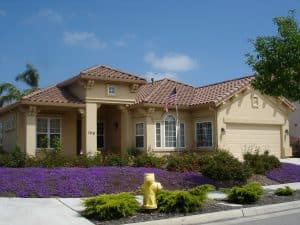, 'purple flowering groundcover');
265,163,300,183
0,167,215,198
